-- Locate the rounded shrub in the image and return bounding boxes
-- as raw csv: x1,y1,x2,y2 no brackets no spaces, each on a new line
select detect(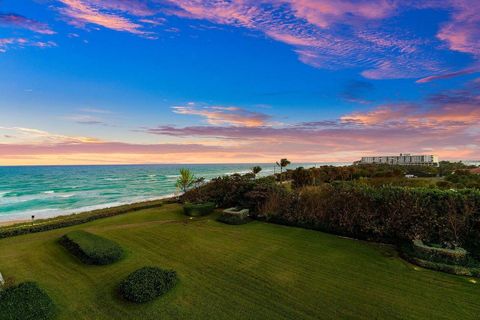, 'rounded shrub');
0,282,55,320
183,202,215,217
119,267,177,303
